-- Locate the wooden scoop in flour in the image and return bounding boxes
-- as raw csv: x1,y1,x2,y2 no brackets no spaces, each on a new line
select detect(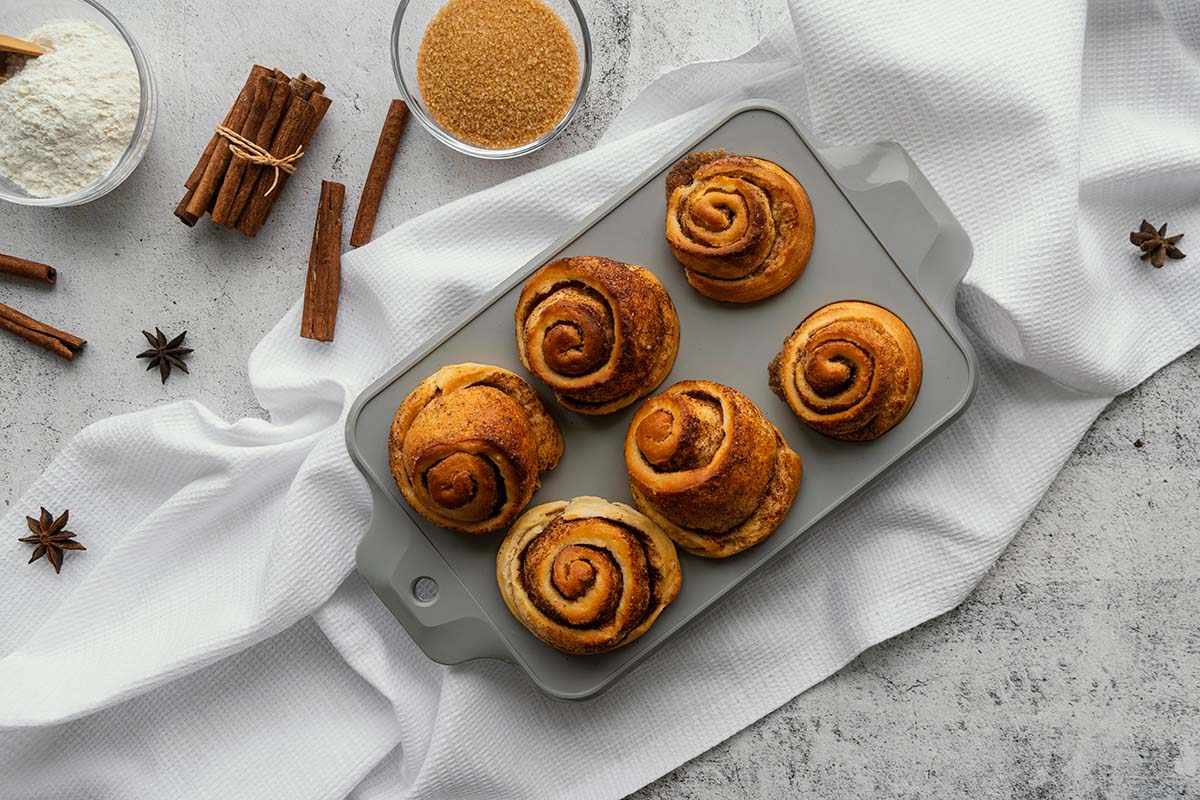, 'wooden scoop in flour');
0,35,45,57
0,35,44,85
